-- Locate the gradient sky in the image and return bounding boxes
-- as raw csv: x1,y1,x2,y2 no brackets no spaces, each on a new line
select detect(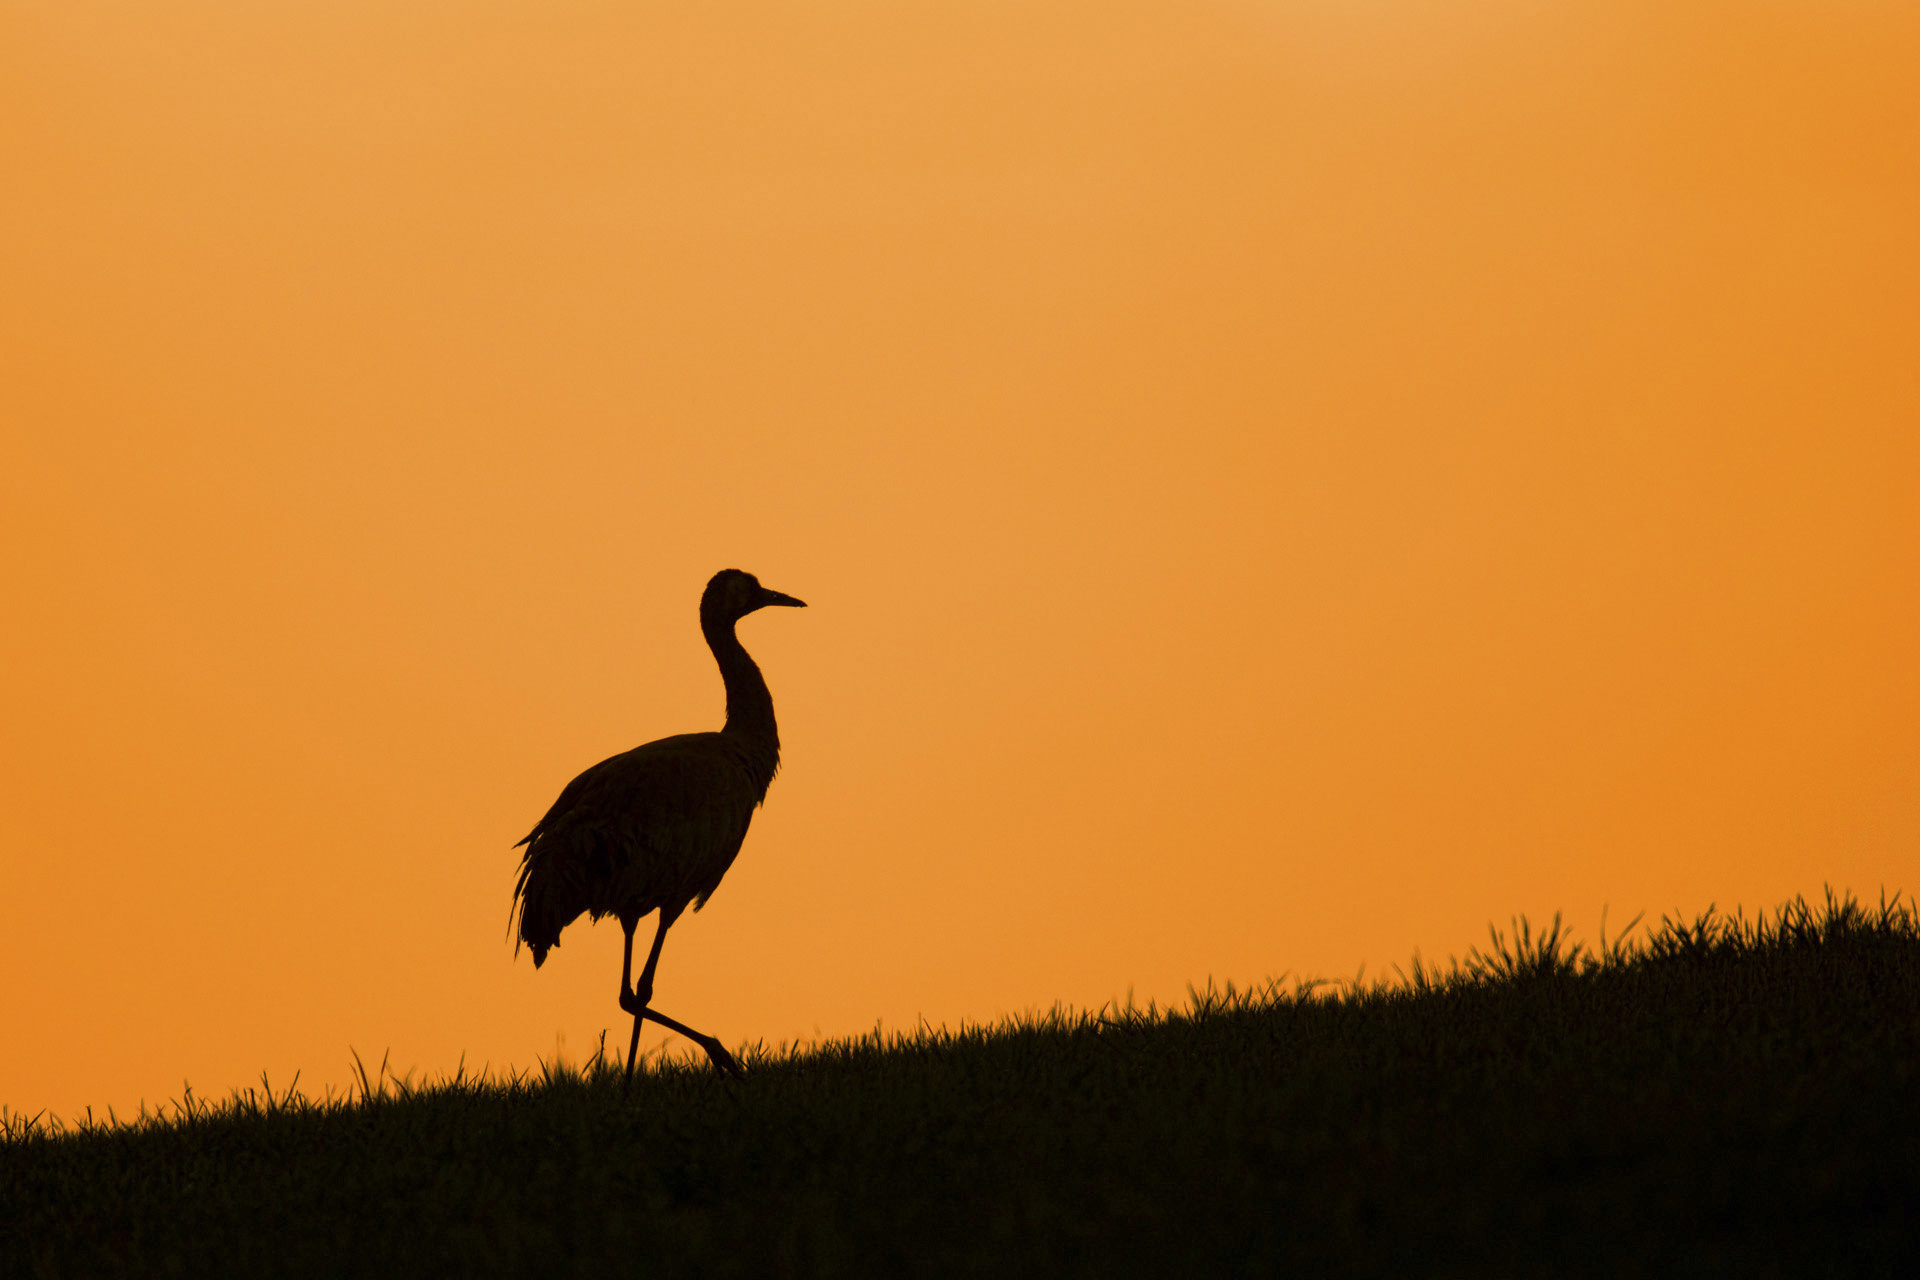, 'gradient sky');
5,0,1917,1120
